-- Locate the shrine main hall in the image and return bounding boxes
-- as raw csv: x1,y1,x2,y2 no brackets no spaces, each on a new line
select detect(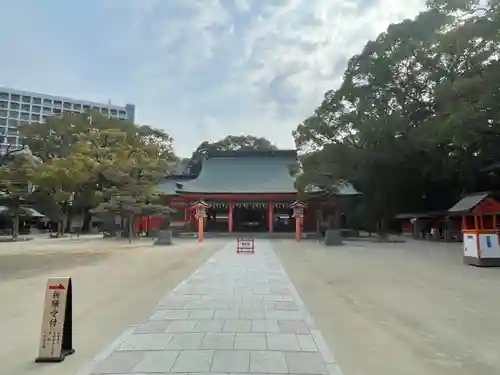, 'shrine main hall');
154,149,358,235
